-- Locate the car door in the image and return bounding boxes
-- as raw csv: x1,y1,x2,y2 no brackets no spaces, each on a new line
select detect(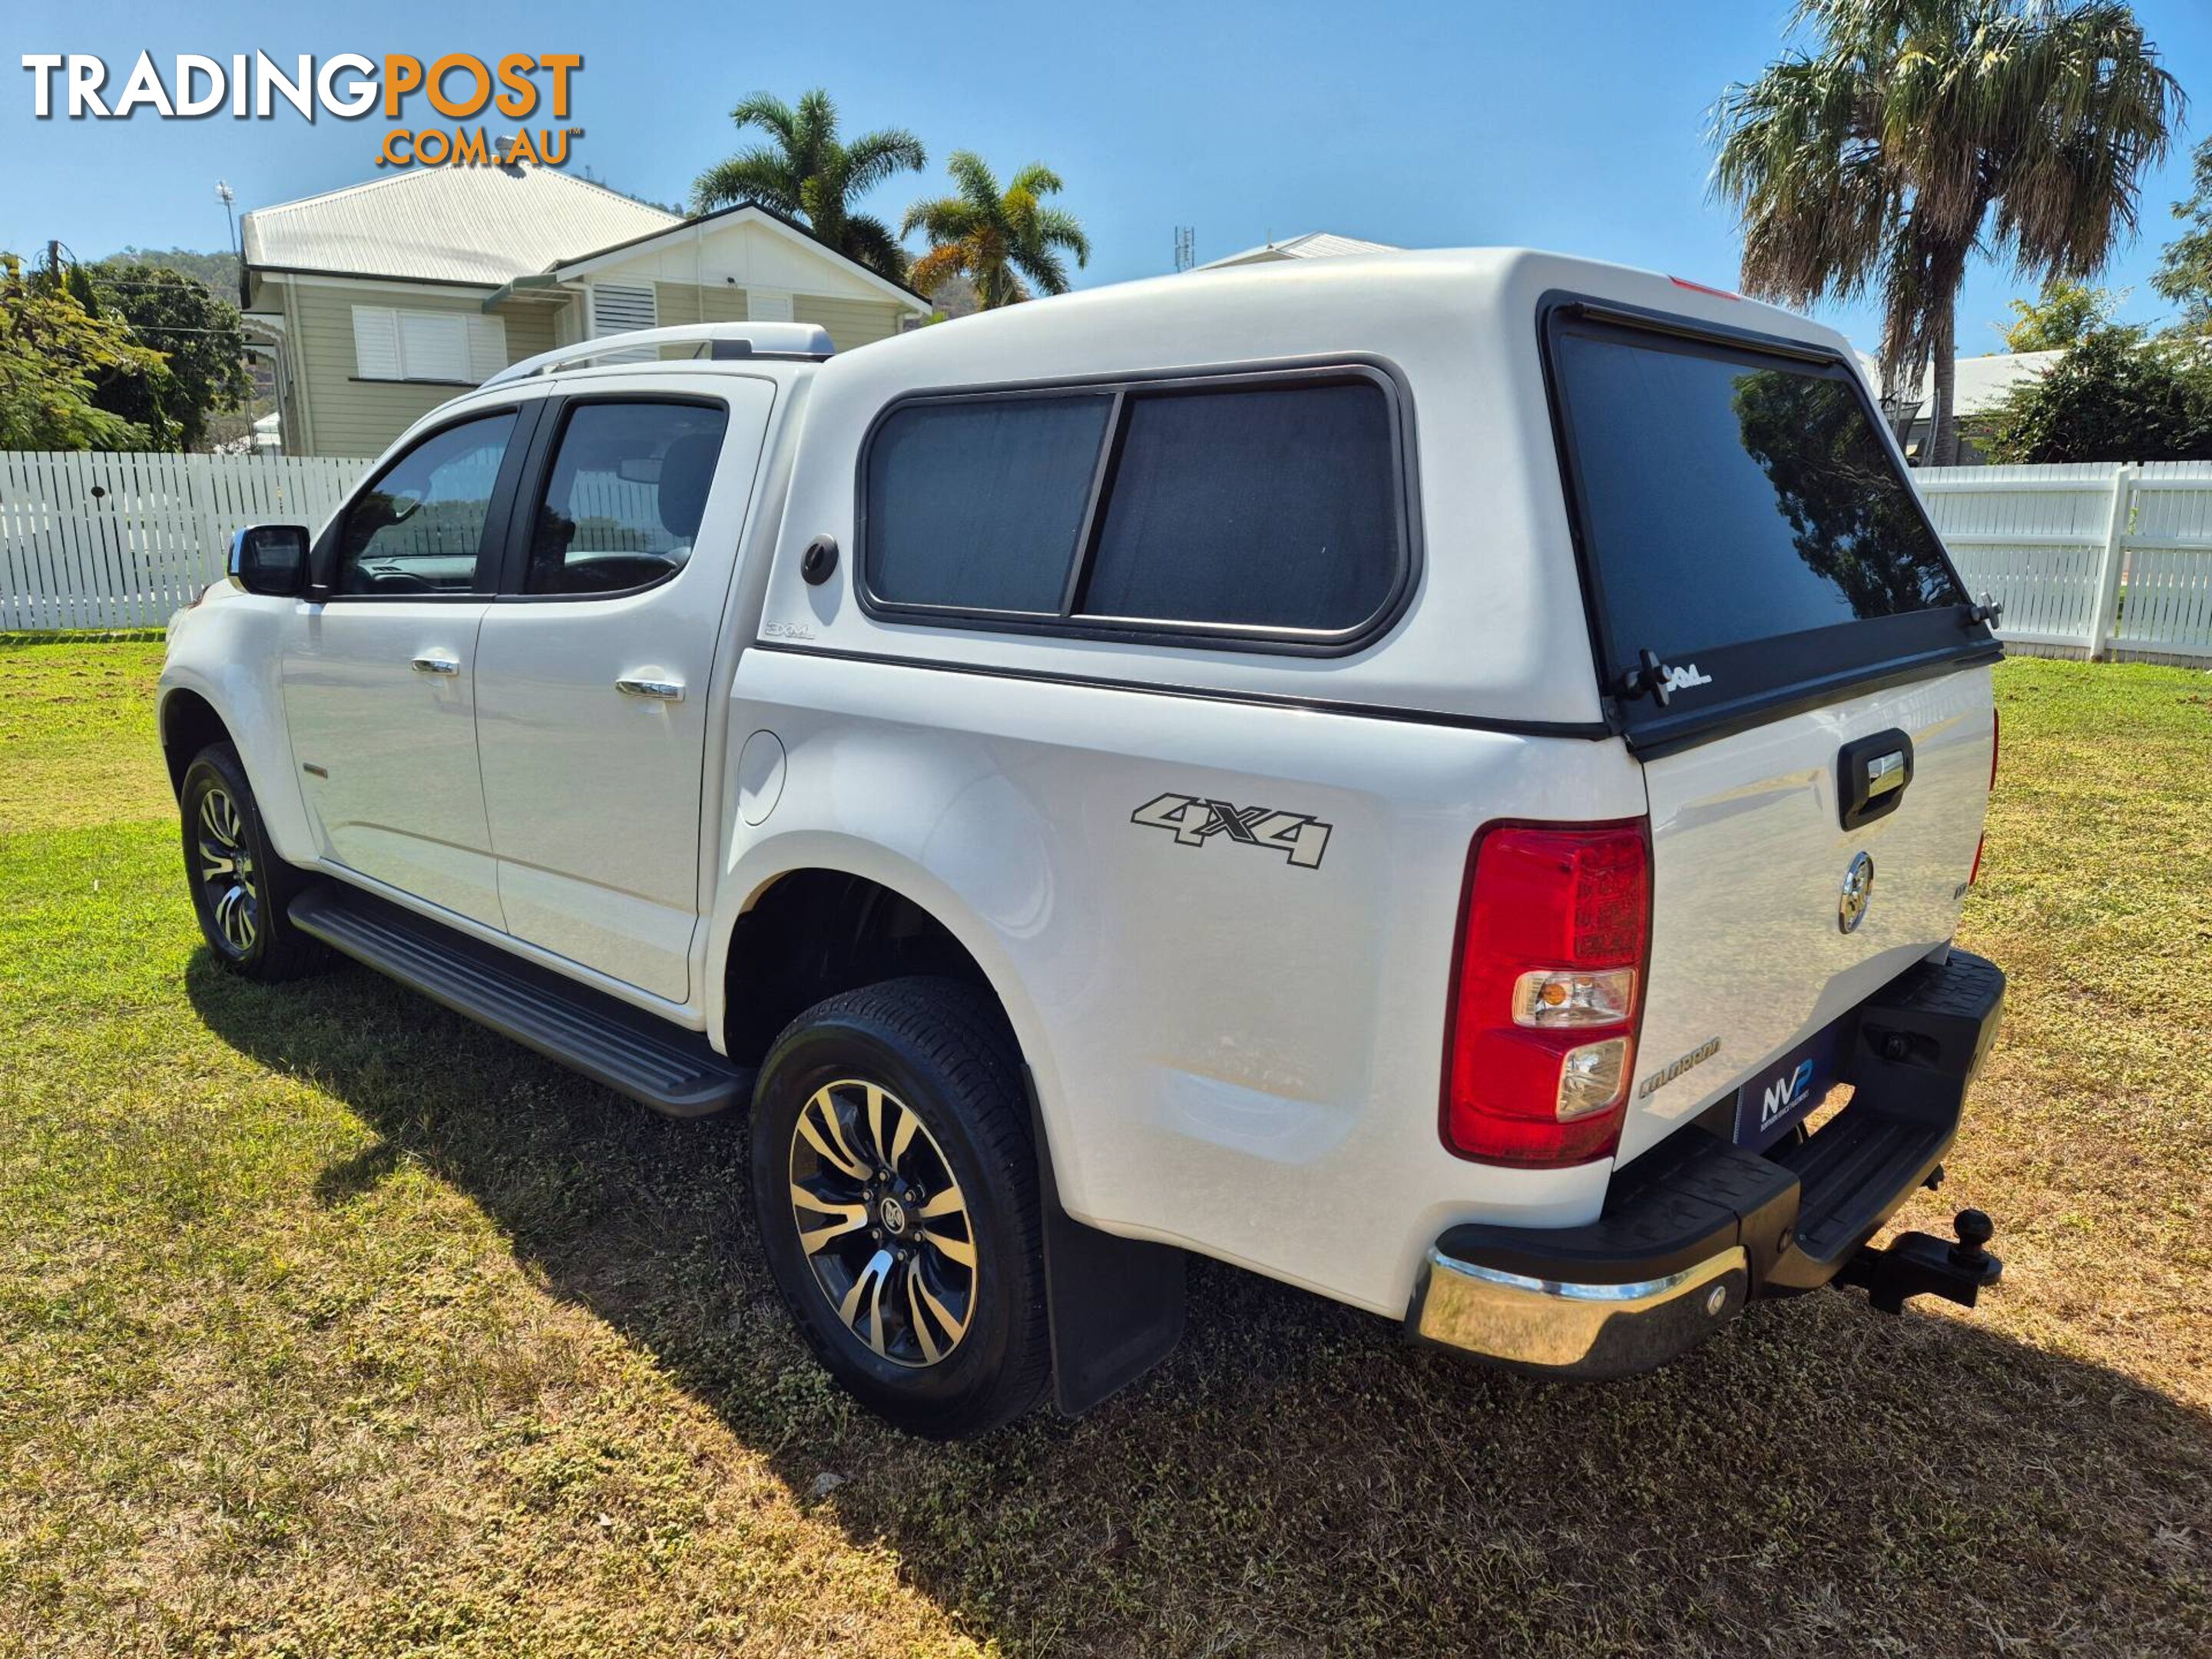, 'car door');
471,377,777,1002
281,405,536,929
